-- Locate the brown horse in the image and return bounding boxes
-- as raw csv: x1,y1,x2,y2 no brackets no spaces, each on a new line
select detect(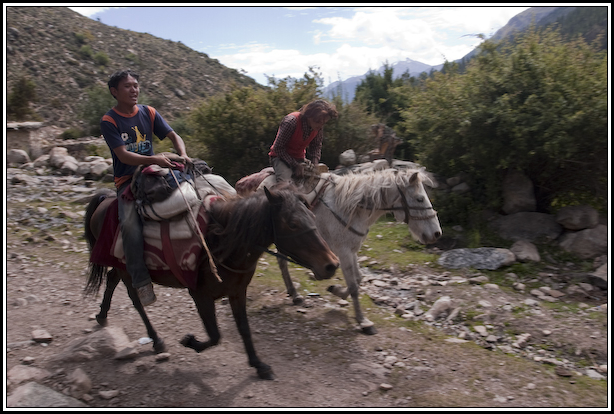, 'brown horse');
83,184,339,380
